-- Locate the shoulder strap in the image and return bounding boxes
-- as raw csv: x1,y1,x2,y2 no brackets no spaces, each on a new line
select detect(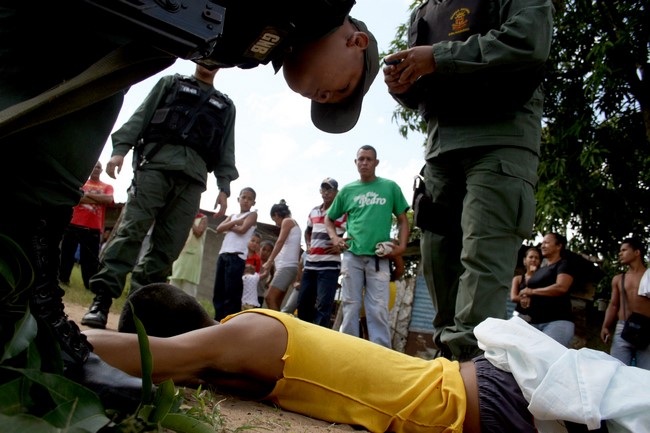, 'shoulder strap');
0,43,175,140
180,83,216,138
621,273,628,317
